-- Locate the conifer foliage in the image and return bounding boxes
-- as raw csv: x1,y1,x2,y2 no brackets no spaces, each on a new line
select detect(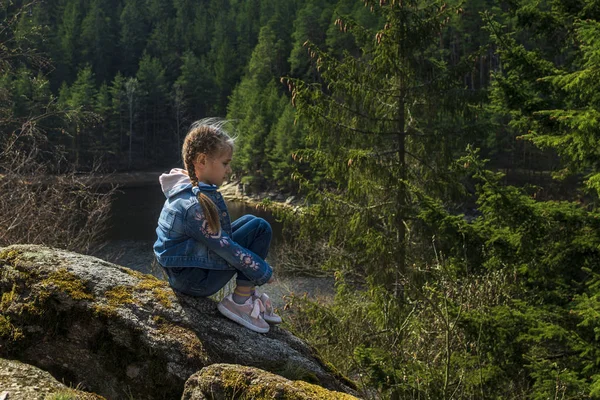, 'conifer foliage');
280,1,600,398
286,0,466,286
